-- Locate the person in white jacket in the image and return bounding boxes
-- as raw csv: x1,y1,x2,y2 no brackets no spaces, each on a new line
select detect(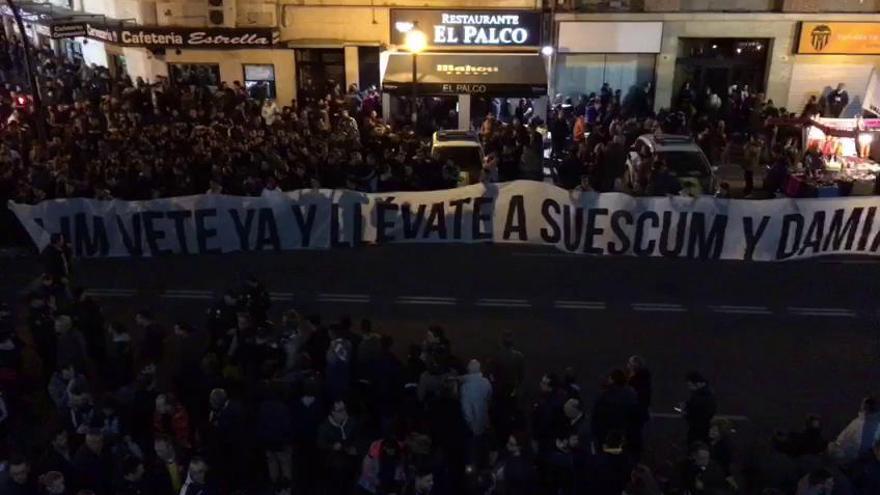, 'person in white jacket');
460,359,492,437
261,99,279,126
829,396,880,464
